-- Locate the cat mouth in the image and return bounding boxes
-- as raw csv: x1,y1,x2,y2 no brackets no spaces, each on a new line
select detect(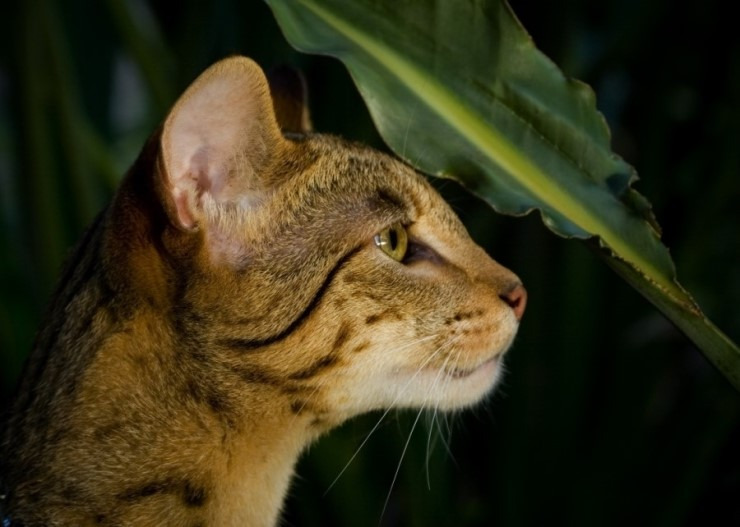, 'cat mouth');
444,357,498,379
